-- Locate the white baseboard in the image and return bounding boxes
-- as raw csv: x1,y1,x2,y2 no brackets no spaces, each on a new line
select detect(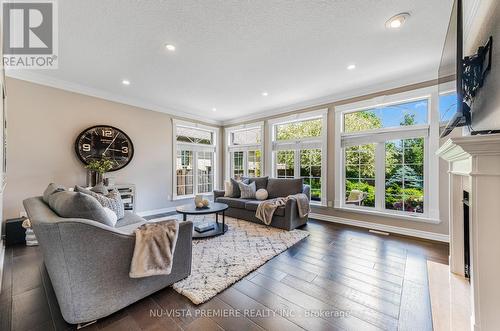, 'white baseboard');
136,207,177,217
309,213,450,243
